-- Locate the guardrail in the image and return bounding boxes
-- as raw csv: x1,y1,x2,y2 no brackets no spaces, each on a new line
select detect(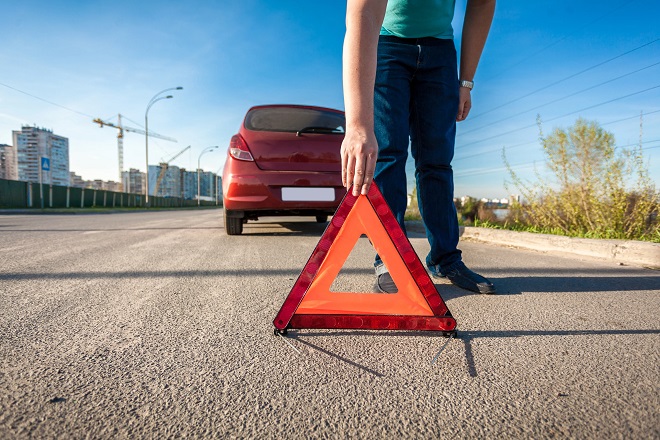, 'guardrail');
0,178,218,209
